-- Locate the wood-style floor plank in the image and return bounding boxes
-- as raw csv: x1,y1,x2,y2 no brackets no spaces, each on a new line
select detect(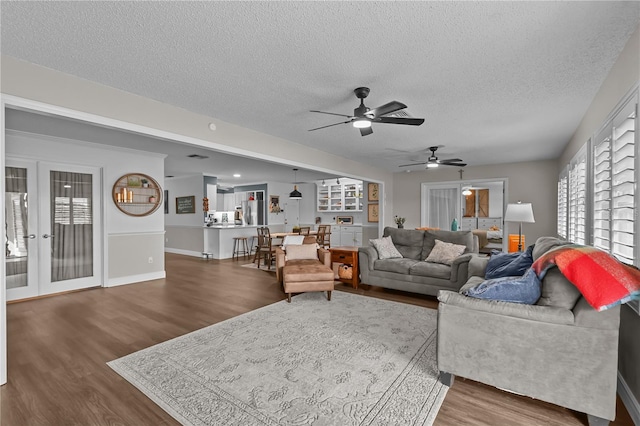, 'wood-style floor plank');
1,253,634,425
